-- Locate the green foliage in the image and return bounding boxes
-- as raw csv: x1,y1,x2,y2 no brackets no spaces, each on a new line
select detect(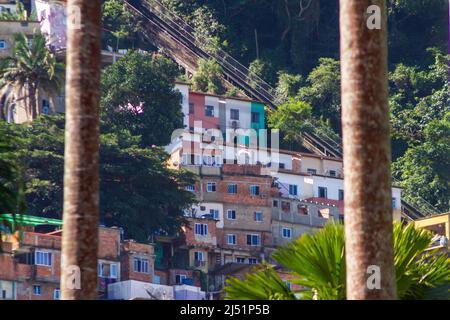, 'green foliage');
101,50,183,147
0,115,196,242
0,126,17,213
297,58,341,133
389,51,449,144
225,263,297,300
102,0,140,50
191,58,226,95
225,222,450,300
0,32,64,118
392,113,450,212
247,59,277,87
267,98,313,146
275,72,303,102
